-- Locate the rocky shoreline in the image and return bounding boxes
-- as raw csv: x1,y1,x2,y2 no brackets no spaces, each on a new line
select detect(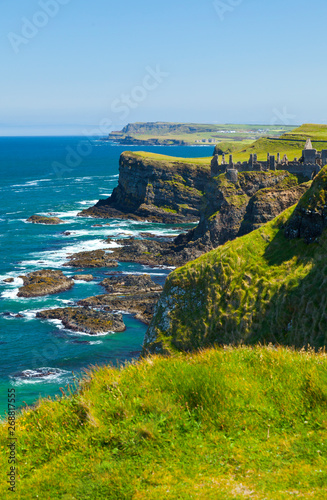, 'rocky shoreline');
78,274,163,325
6,150,315,346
